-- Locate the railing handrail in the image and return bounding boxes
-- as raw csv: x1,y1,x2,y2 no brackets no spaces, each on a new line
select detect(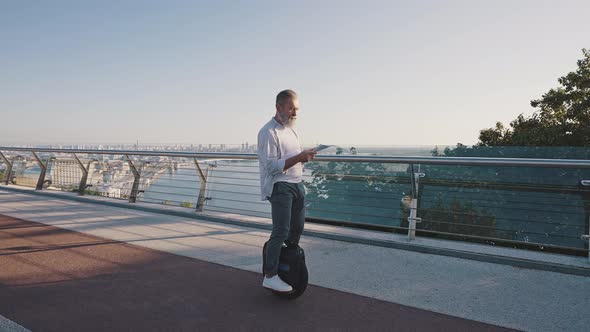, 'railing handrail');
2,145,589,256
1,146,590,168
